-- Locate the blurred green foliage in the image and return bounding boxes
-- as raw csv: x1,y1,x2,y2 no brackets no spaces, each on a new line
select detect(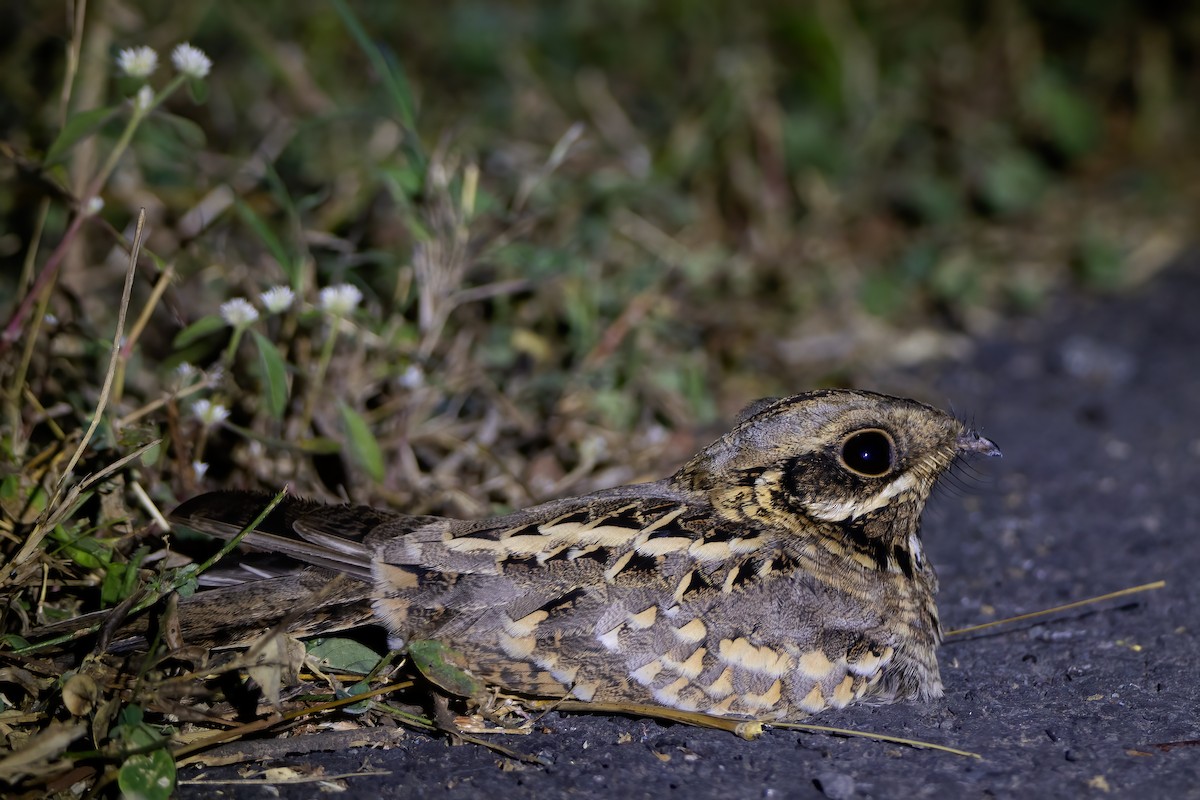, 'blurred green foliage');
2,0,1198,495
